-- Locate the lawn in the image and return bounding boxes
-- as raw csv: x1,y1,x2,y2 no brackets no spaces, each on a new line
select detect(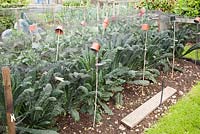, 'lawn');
145,82,200,134
183,45,200,60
